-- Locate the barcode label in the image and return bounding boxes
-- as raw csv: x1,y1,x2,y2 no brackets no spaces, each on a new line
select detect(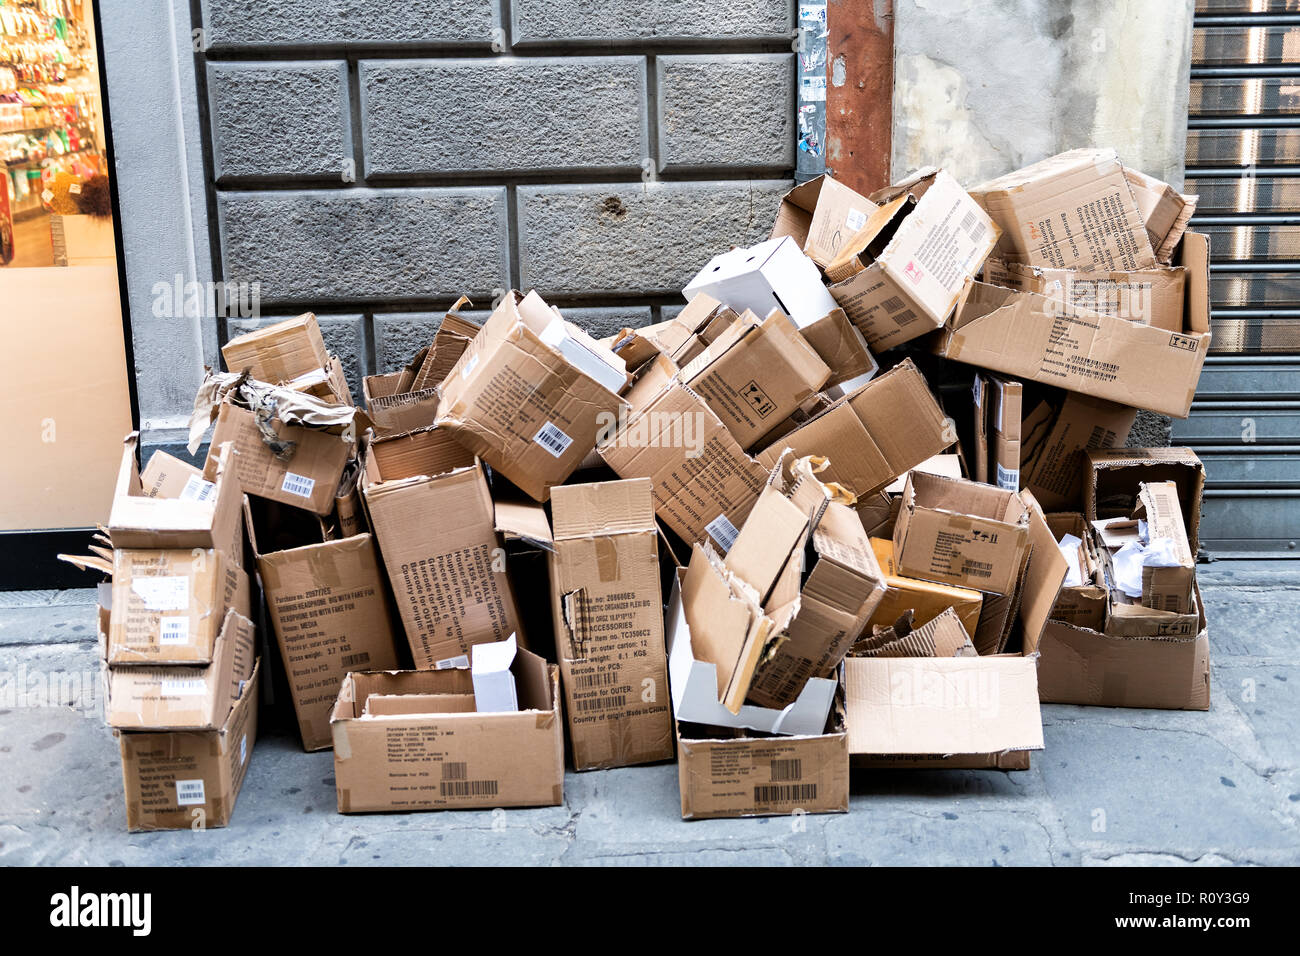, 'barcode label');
533,421,573,458
441,780,499,797
340,651,370,669
575,694,626,714
705,514,739,552
573,670,620,690
281,471,316,499
132,575,189,611
770,758,803,782
175,778,206,806
880,295,906,313
442,762,468,781
158,616,190,646
960,560,993,579
960,209,987,242
893,309,918,326
845,207,868,232
996,464,1019,491
179,474,216,502
162,677,207,696
753,783,818,804
435,654,469,670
